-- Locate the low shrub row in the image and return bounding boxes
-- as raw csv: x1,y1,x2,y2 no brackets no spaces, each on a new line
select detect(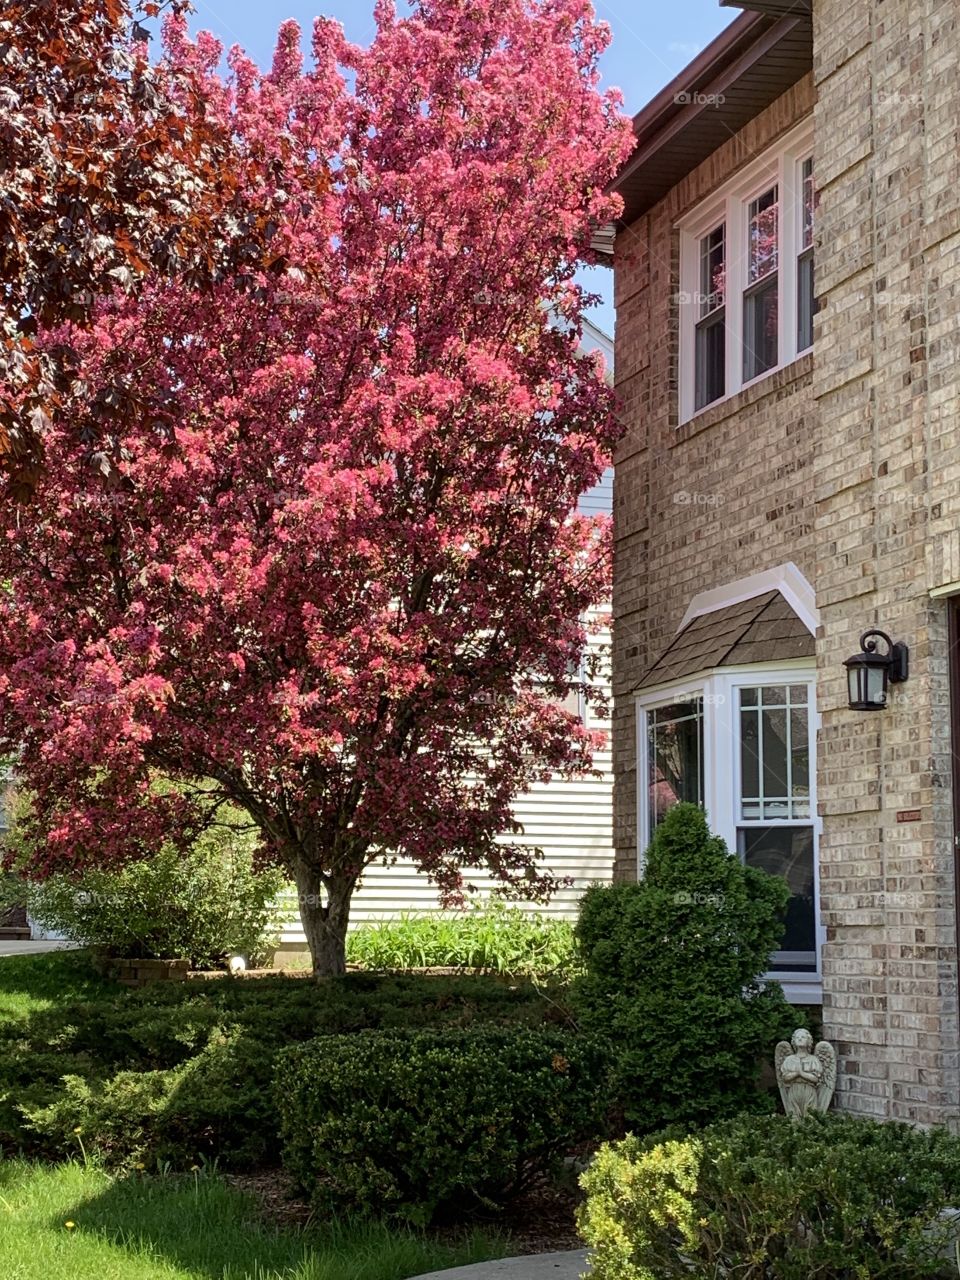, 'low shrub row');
579,1112,960,1280
276,1026,608,1224
346,904,579,981
0,962,561,1169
